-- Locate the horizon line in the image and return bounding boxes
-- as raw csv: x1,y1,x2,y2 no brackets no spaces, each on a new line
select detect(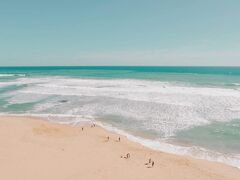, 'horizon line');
0,65,240,68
